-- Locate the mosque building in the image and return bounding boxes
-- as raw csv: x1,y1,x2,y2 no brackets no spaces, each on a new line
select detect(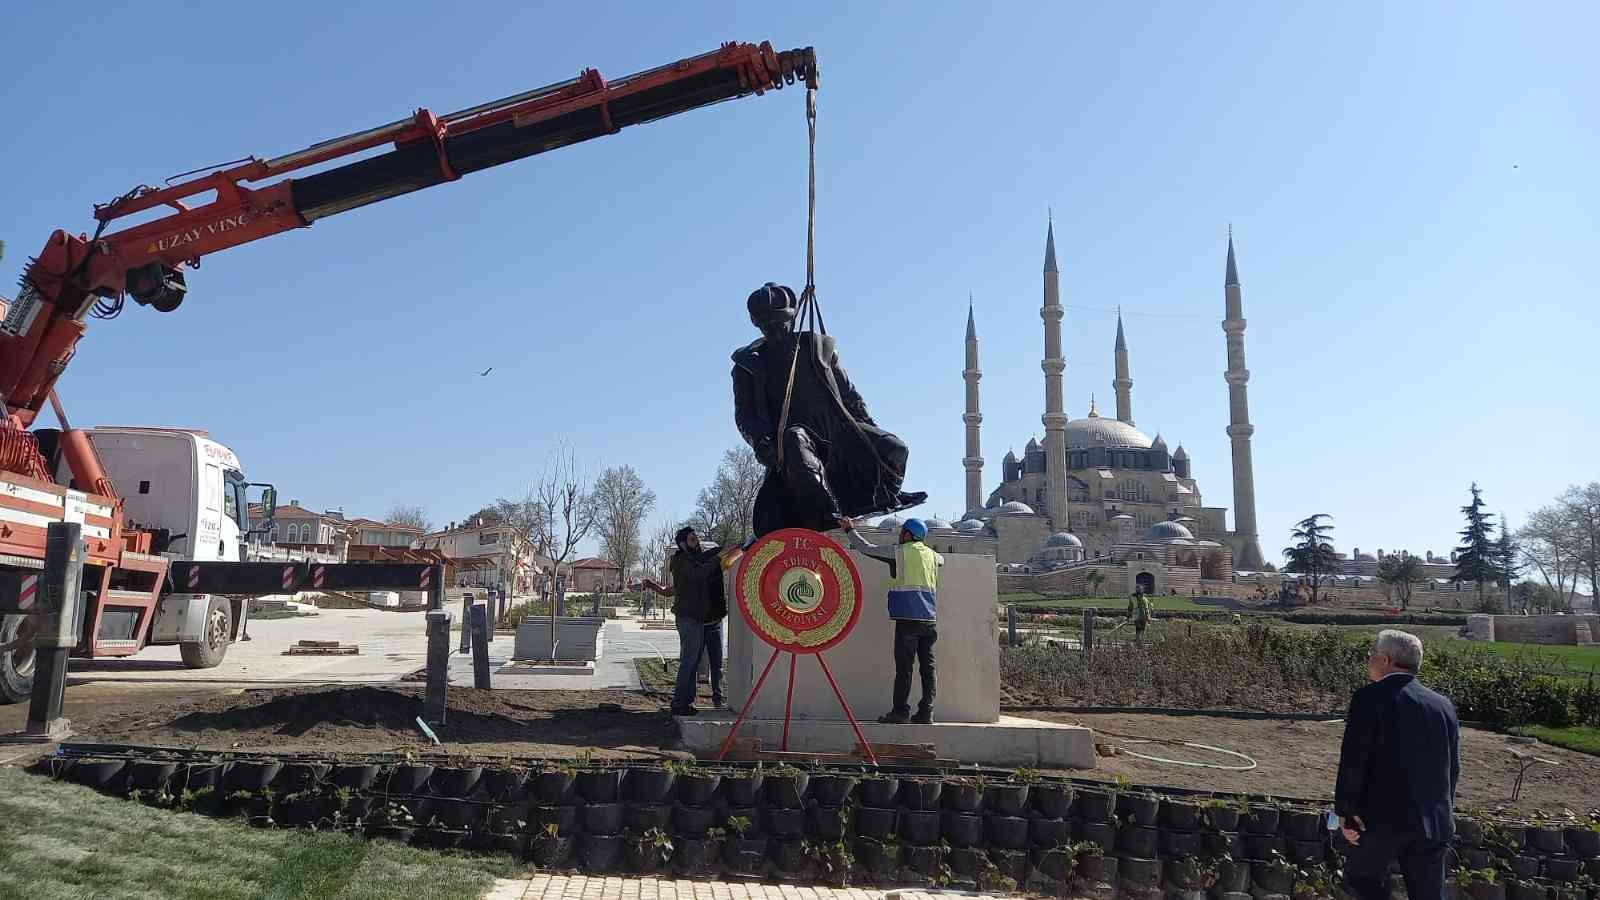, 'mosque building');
863,220,1267,597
